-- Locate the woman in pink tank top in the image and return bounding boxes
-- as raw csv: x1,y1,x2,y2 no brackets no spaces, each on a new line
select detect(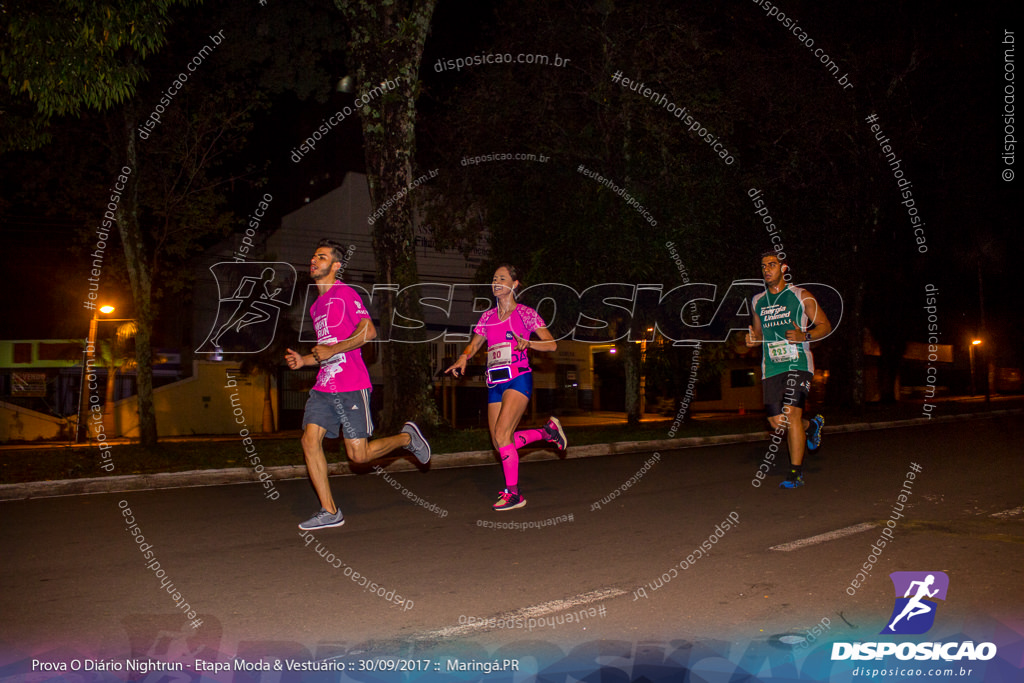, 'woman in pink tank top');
445,265,568,510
